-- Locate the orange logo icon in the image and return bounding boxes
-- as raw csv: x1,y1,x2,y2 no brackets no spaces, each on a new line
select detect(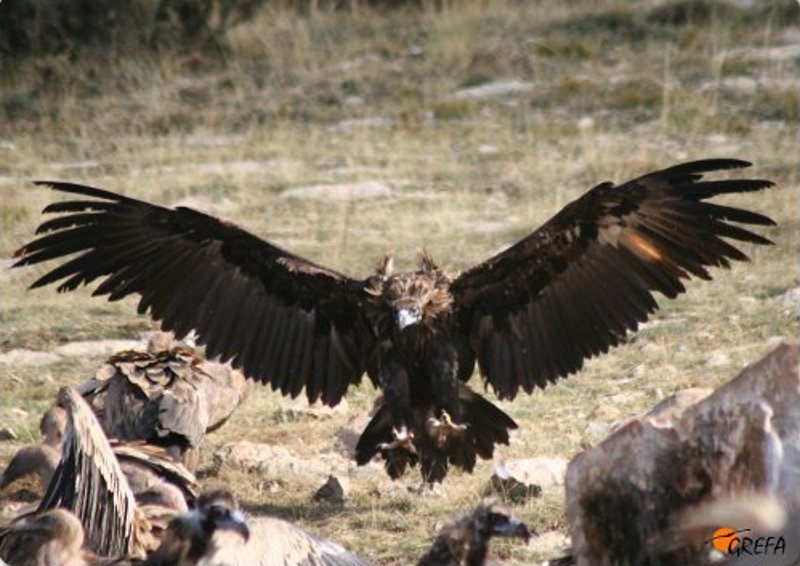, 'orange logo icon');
711,527,742,552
